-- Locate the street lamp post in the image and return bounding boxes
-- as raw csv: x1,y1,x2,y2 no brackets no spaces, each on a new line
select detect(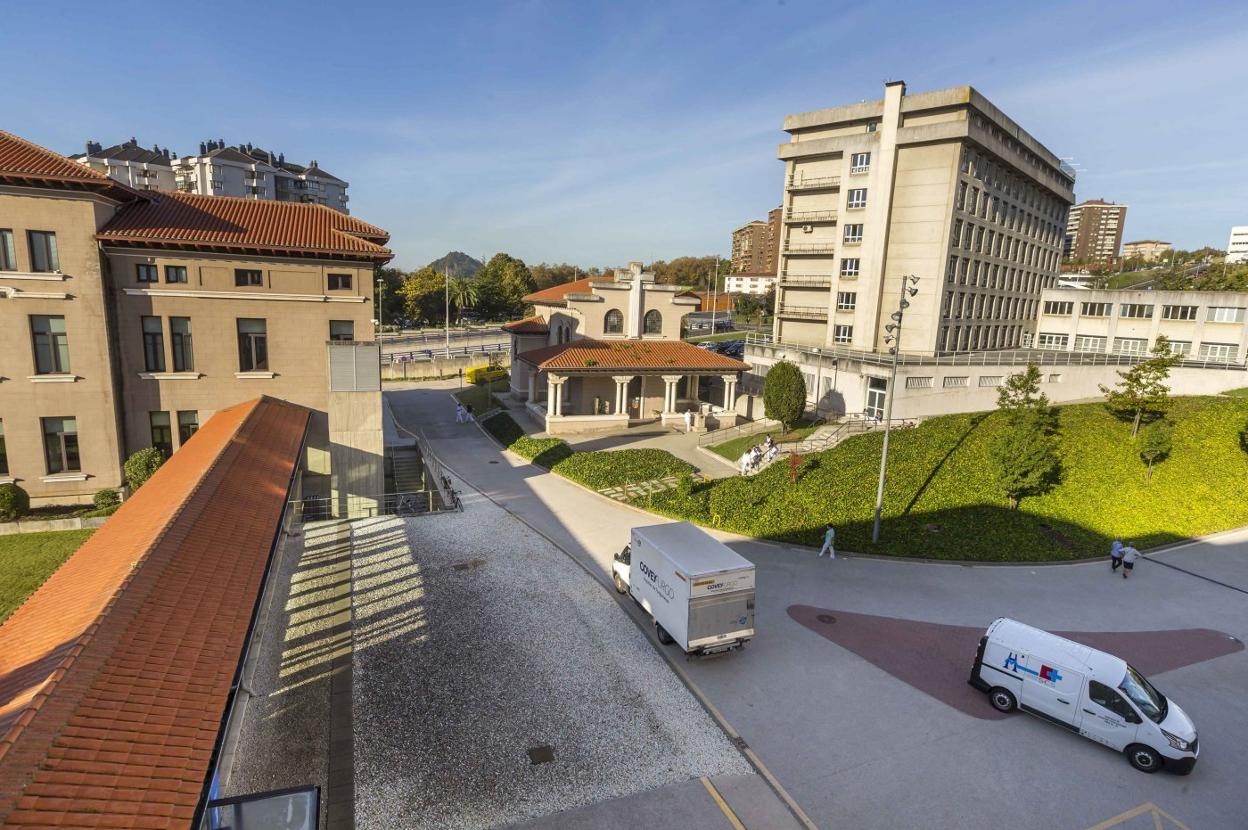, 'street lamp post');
444,267,451,357
871,274,920,544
